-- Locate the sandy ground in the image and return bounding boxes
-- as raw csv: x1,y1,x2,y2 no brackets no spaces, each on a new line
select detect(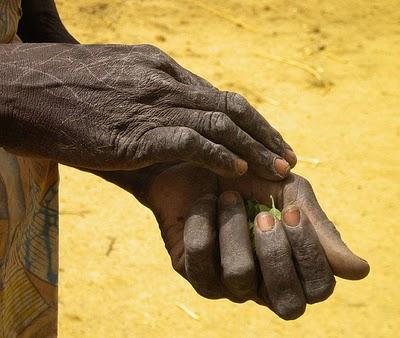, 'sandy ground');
55,1,399,337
